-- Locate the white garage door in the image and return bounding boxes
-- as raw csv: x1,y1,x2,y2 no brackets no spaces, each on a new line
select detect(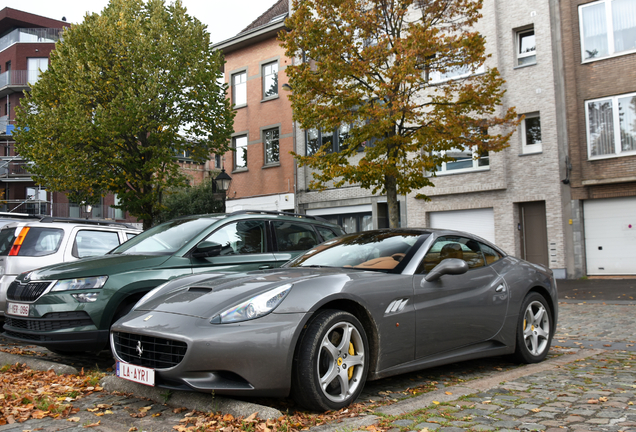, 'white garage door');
584,197,636,275
429,208,495,243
